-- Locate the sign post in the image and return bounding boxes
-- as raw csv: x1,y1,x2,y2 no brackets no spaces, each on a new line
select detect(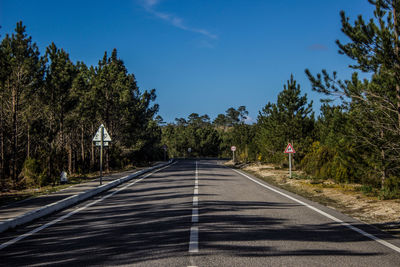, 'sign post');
284,143,296,178
231,146,237,162
100,126,103,185
93,124,111,185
